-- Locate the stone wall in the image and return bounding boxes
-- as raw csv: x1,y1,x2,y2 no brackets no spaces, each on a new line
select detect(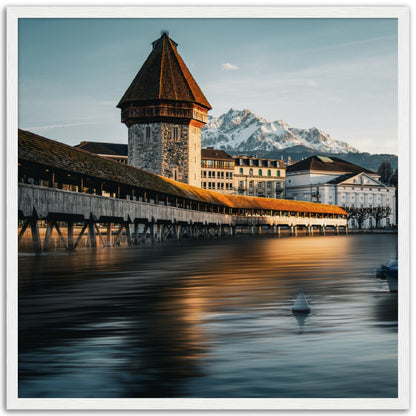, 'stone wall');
128,122,202,187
